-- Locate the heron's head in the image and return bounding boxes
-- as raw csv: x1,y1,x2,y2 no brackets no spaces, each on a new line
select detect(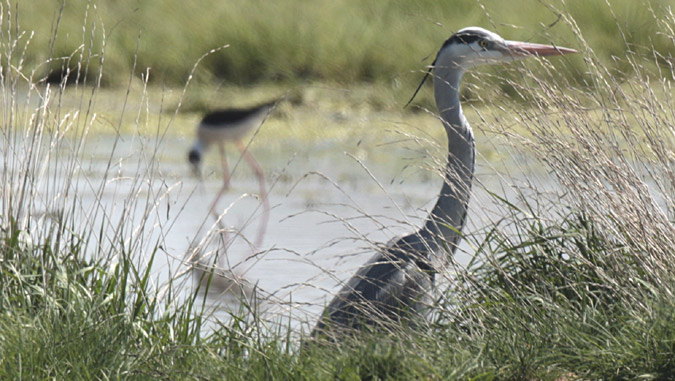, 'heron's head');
436,27,577,70
406,27,576,106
